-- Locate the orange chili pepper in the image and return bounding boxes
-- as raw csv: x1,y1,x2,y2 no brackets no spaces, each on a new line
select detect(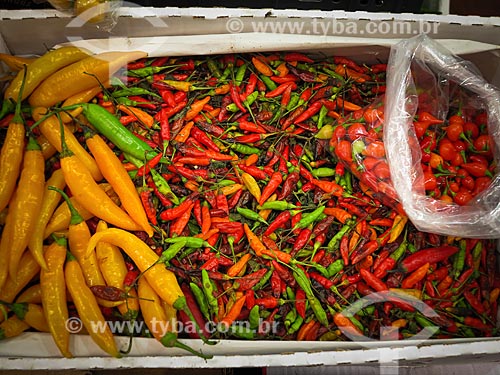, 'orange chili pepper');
173,121,194,143
185,96,211,121
251,56,273,77
220,294,246,328
227,253,252,277
117,104,154,128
